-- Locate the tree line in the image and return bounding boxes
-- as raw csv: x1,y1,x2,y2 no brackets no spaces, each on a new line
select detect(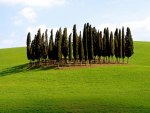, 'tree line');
26,23,134,67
